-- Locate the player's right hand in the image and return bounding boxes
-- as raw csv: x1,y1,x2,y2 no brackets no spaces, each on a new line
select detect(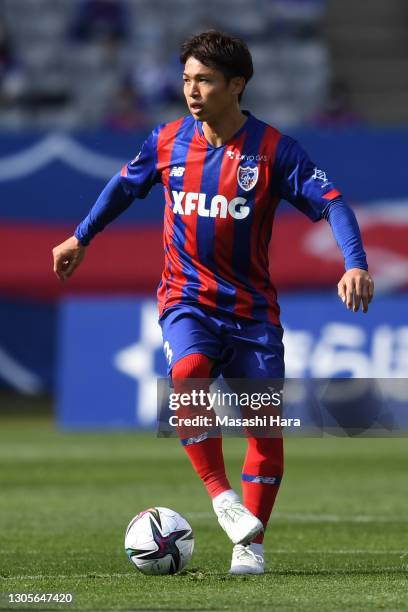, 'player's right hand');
52,235,86,281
